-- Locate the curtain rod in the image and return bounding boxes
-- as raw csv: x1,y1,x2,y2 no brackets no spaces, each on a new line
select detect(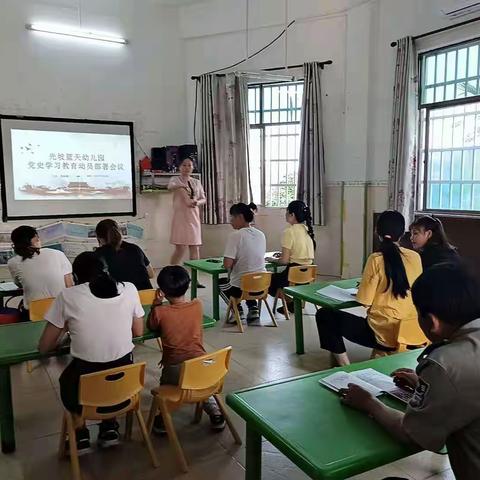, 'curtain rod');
390,15,480,47
191,60,333,80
